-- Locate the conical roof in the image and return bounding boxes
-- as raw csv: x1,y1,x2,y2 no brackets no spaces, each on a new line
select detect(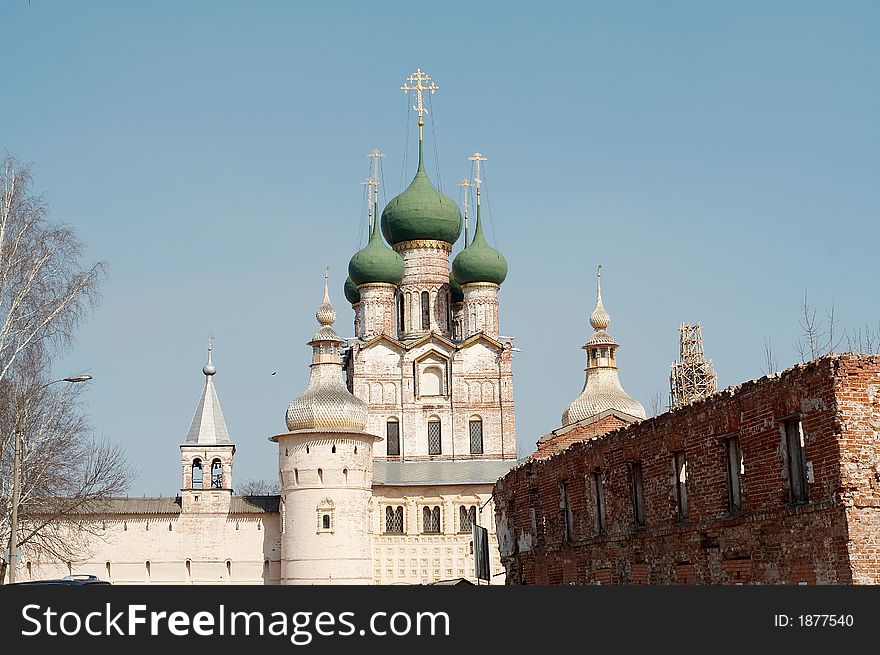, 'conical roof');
381,141,462,245
452,203,507,285
185,346,232,445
